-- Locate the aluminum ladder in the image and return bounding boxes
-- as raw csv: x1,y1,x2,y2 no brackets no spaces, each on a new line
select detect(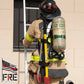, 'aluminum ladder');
23,0,39,84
